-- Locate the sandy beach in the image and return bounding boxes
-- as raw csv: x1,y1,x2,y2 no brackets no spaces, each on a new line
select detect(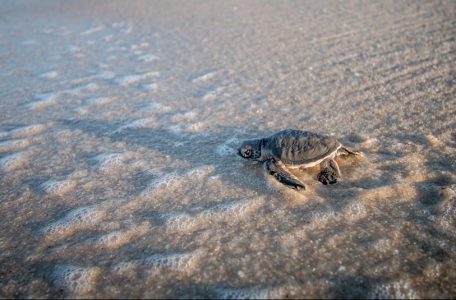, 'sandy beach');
0,0,455,298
